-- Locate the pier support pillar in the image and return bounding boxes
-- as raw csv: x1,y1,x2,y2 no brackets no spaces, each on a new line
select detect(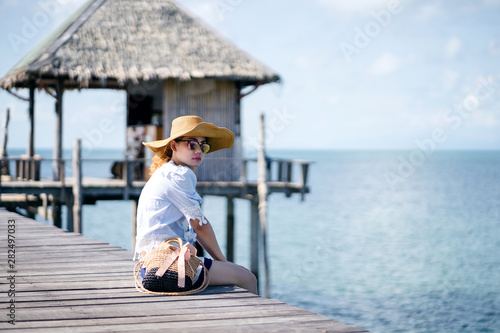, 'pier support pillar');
257,112,270,297
28,82,35,157
250,196,260,284
226,196,235,262
66,195,74,232
53,79,64,181
52,197,62,228
72,139,82,233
